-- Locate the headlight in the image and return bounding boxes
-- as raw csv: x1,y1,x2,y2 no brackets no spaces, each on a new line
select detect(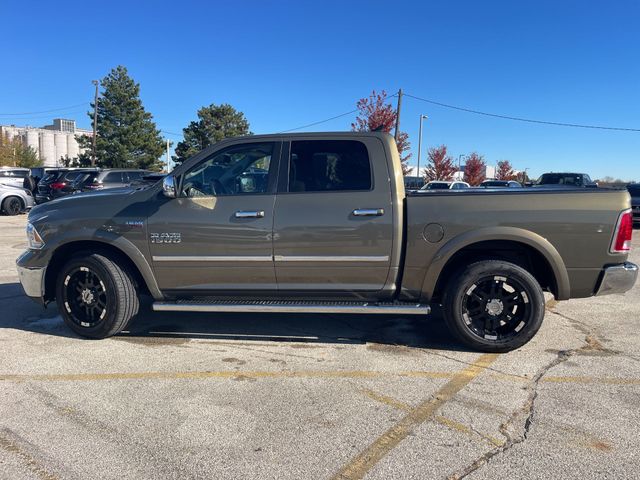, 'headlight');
26,223,45,250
